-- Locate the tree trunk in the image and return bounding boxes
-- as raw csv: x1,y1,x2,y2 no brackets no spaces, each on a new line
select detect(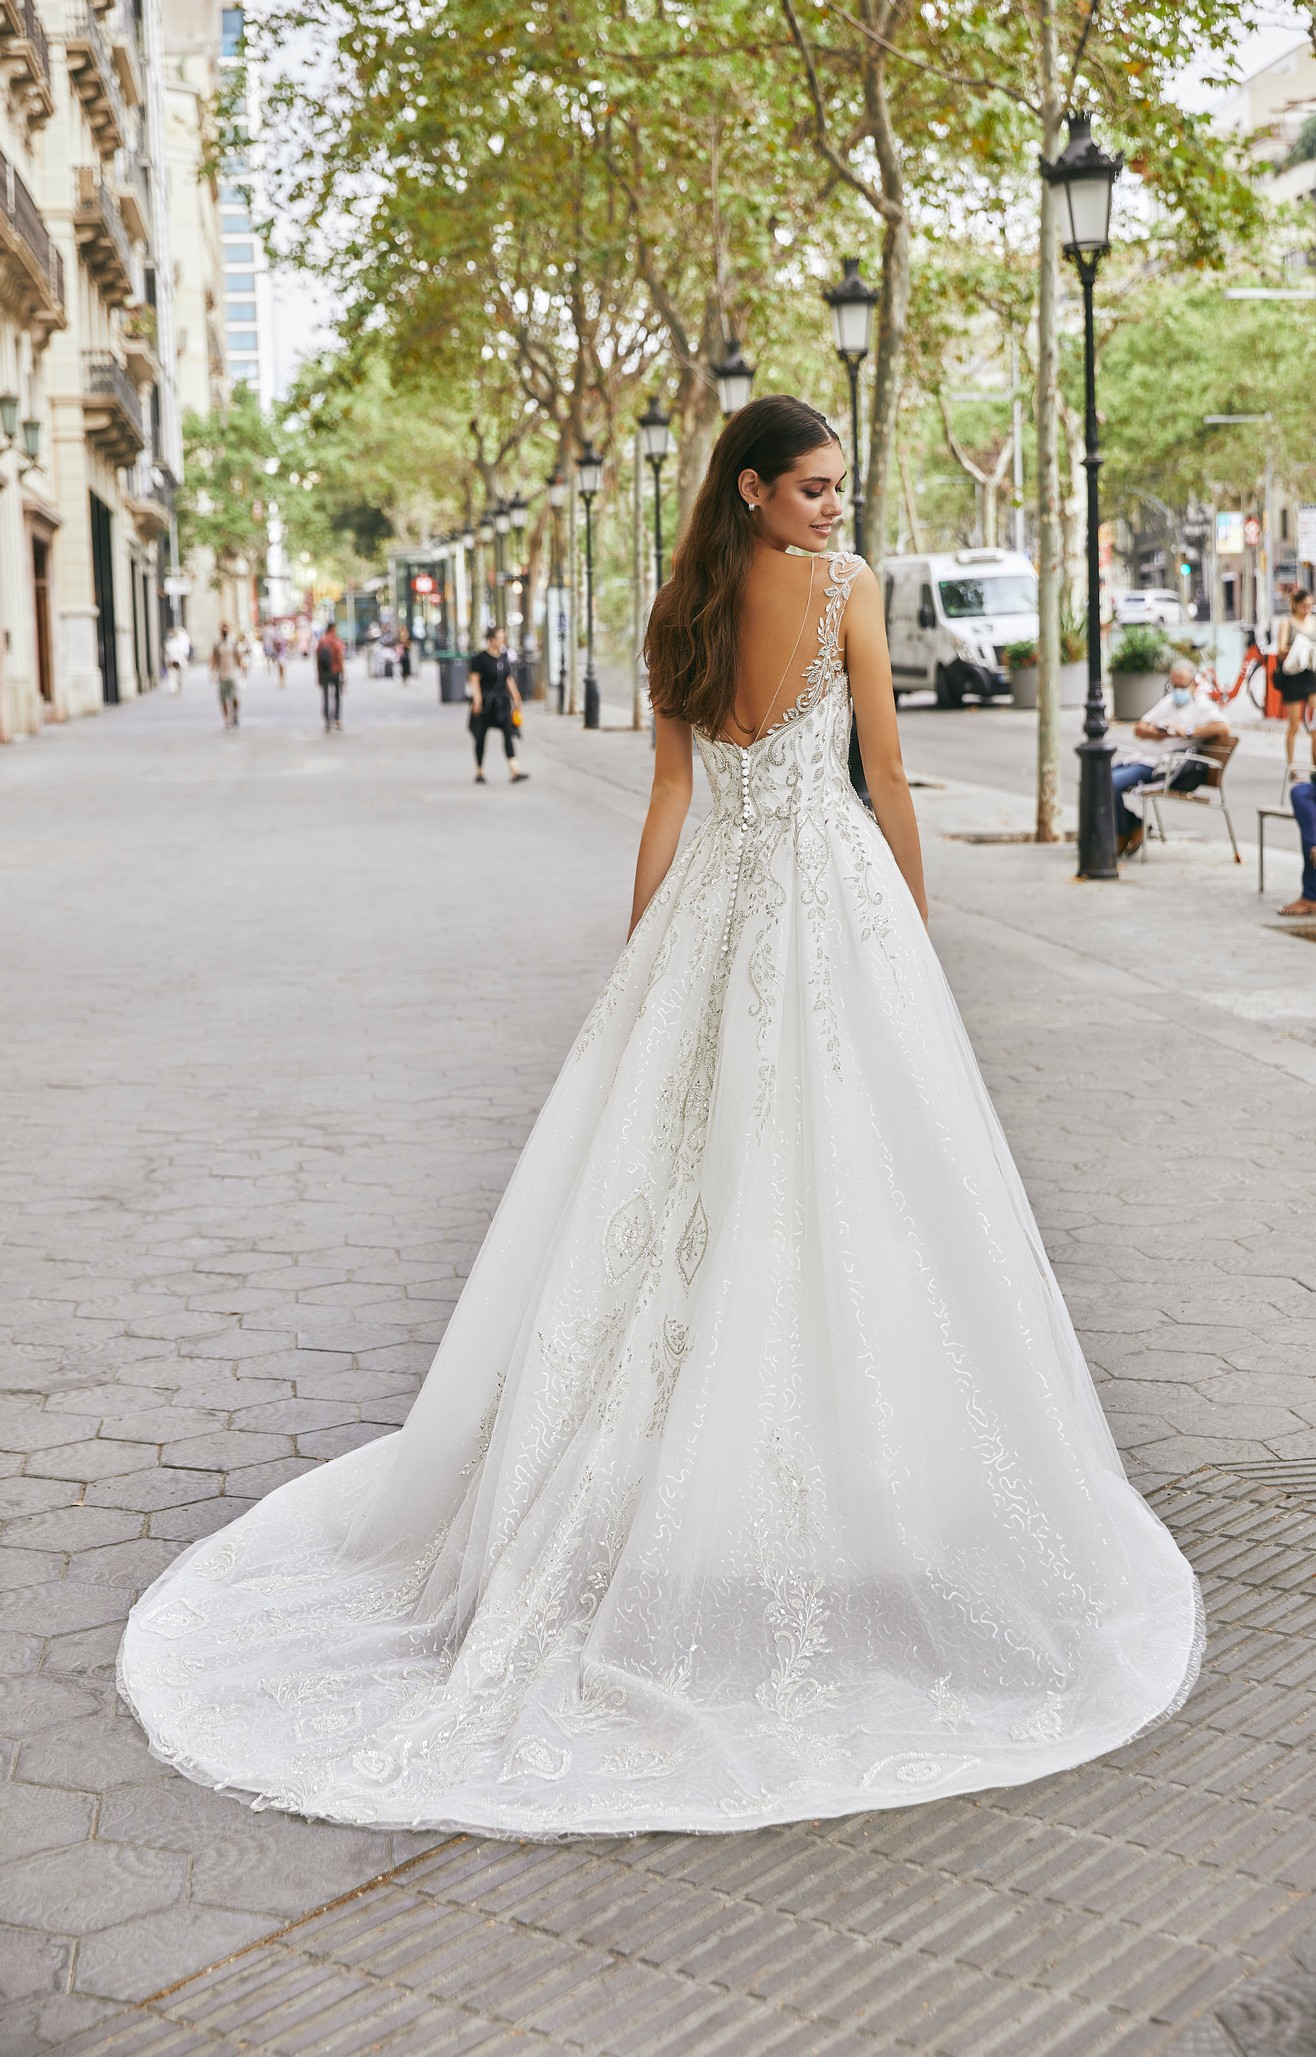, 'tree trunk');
863,206,909,564
1034,0,1063,844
